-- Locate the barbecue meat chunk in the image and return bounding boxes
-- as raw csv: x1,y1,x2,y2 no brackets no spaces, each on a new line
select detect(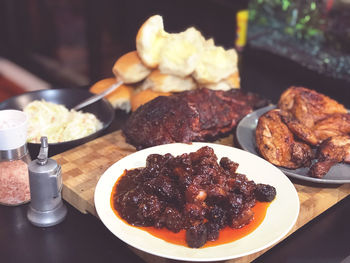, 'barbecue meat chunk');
254,184,276,202
115,188,163,226
186,223,208,248
113,146,277,248
158,207,184,232
309,135,350,178
230,207,254,229
255,109,313,169
123,88,267,149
